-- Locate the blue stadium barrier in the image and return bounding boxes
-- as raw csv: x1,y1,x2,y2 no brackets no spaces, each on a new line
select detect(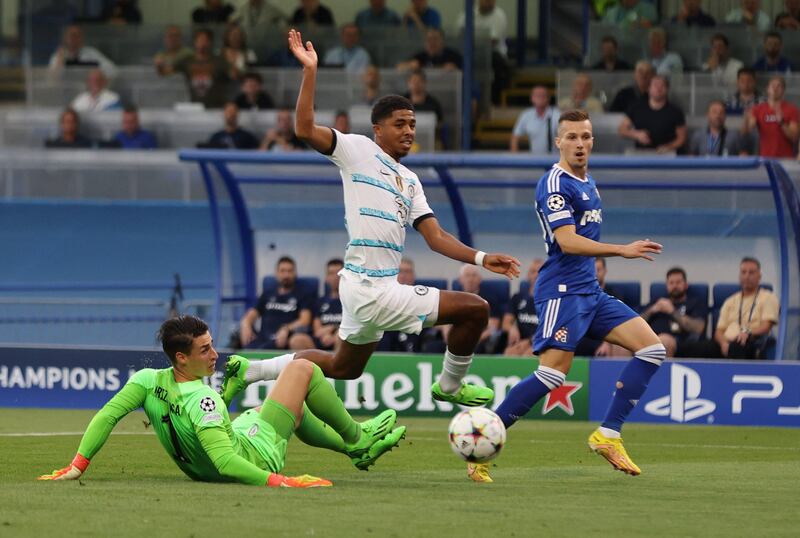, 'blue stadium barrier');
177,151,800,360
649,283,710,307
260,276,321,301
451,279,511,307
416,278,448,291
